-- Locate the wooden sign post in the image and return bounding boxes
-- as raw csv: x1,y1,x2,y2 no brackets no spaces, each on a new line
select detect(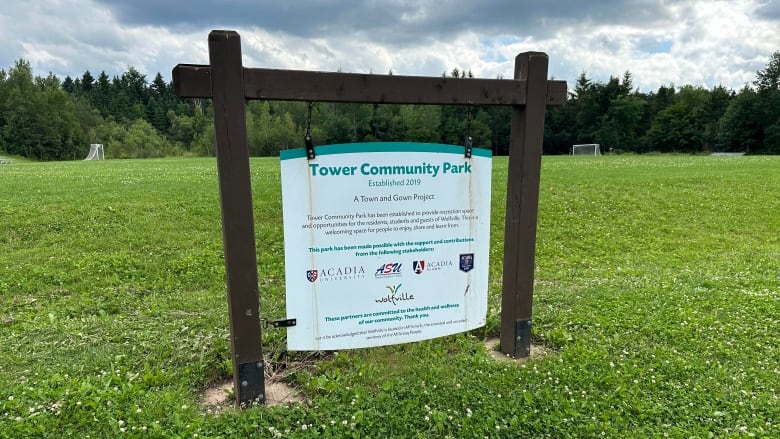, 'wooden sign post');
173,30,566,406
